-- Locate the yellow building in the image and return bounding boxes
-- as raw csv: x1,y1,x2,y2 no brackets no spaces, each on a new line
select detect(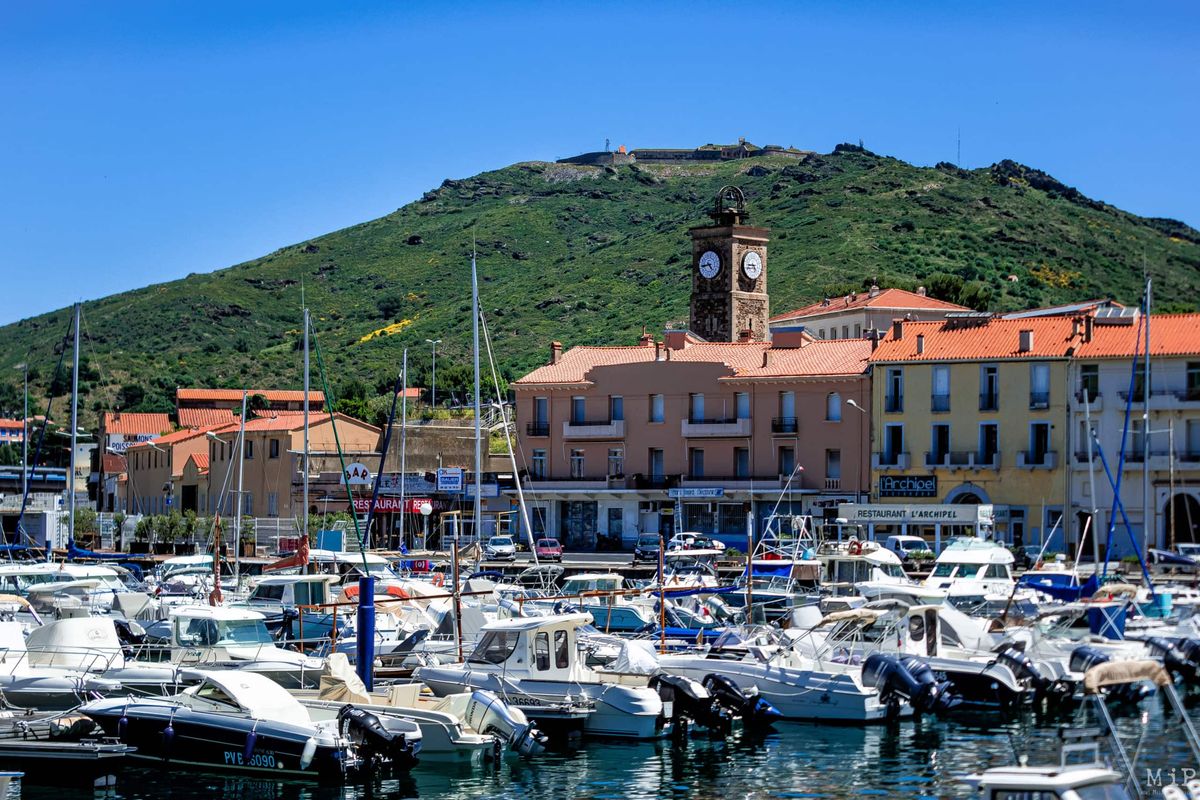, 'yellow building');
865,315,1078,550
